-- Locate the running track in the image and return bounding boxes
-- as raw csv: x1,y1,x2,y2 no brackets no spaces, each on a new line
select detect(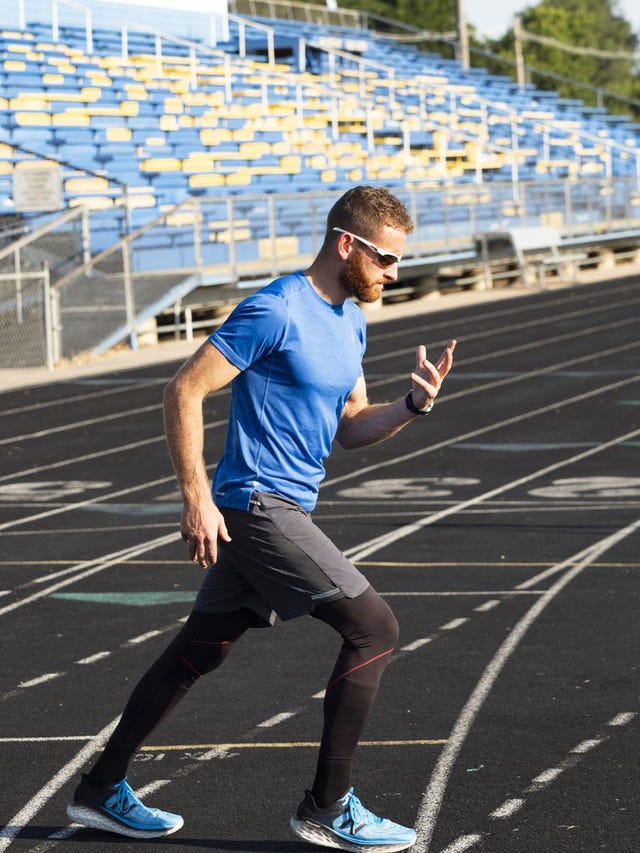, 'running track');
1,276,639,852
